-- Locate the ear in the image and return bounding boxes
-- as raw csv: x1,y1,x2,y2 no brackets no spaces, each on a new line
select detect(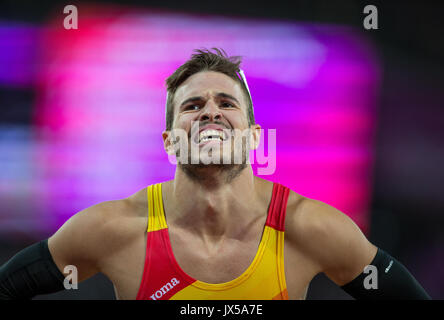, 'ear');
249,124,262,150
162,130,175,155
